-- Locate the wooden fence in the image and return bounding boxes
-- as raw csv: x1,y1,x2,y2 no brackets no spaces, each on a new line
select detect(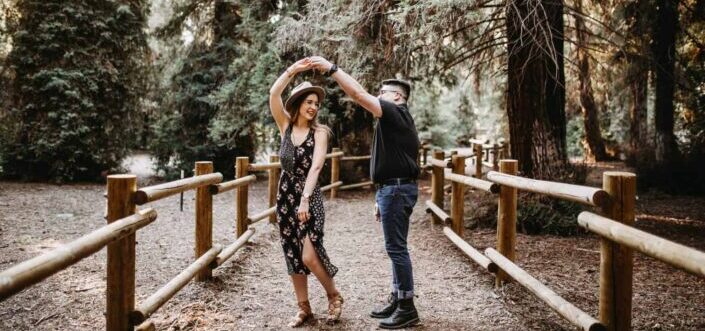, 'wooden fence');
0,147,386,330
3,139,702,331
425,151,705,331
